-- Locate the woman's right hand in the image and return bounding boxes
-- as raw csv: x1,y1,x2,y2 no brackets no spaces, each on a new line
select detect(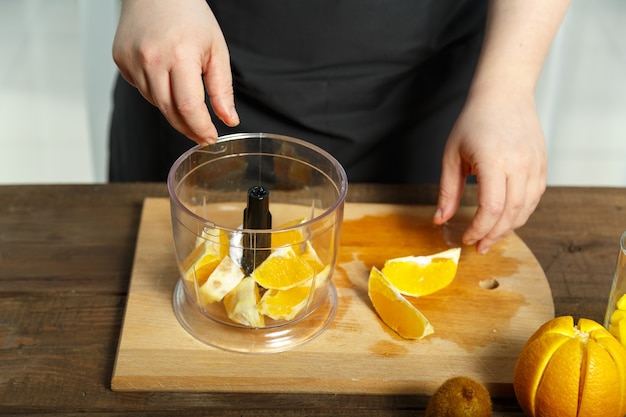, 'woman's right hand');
112,0,239,145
